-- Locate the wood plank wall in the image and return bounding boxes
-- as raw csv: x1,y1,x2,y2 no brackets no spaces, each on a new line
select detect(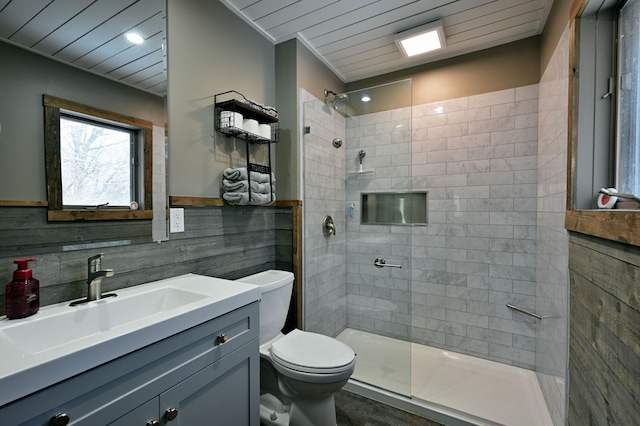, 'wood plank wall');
0,206,293,309
568,232,640,425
